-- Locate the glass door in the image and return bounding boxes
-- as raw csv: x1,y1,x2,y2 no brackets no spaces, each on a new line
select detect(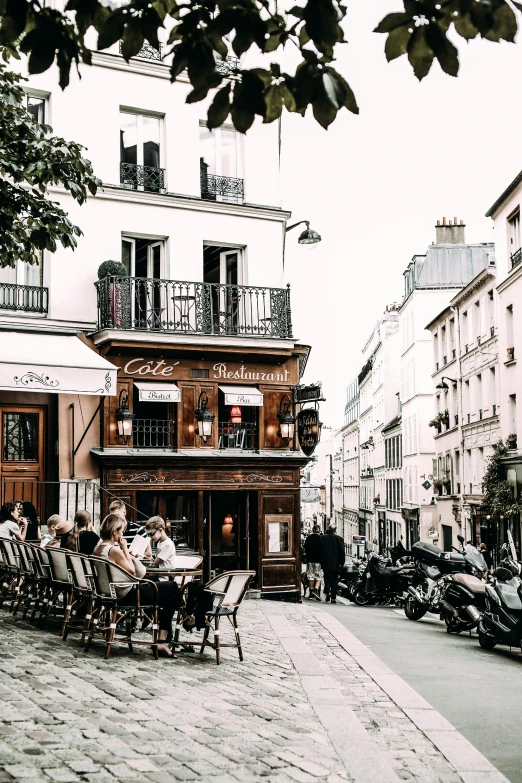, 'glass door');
122,238,163,329
0,406,45,523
